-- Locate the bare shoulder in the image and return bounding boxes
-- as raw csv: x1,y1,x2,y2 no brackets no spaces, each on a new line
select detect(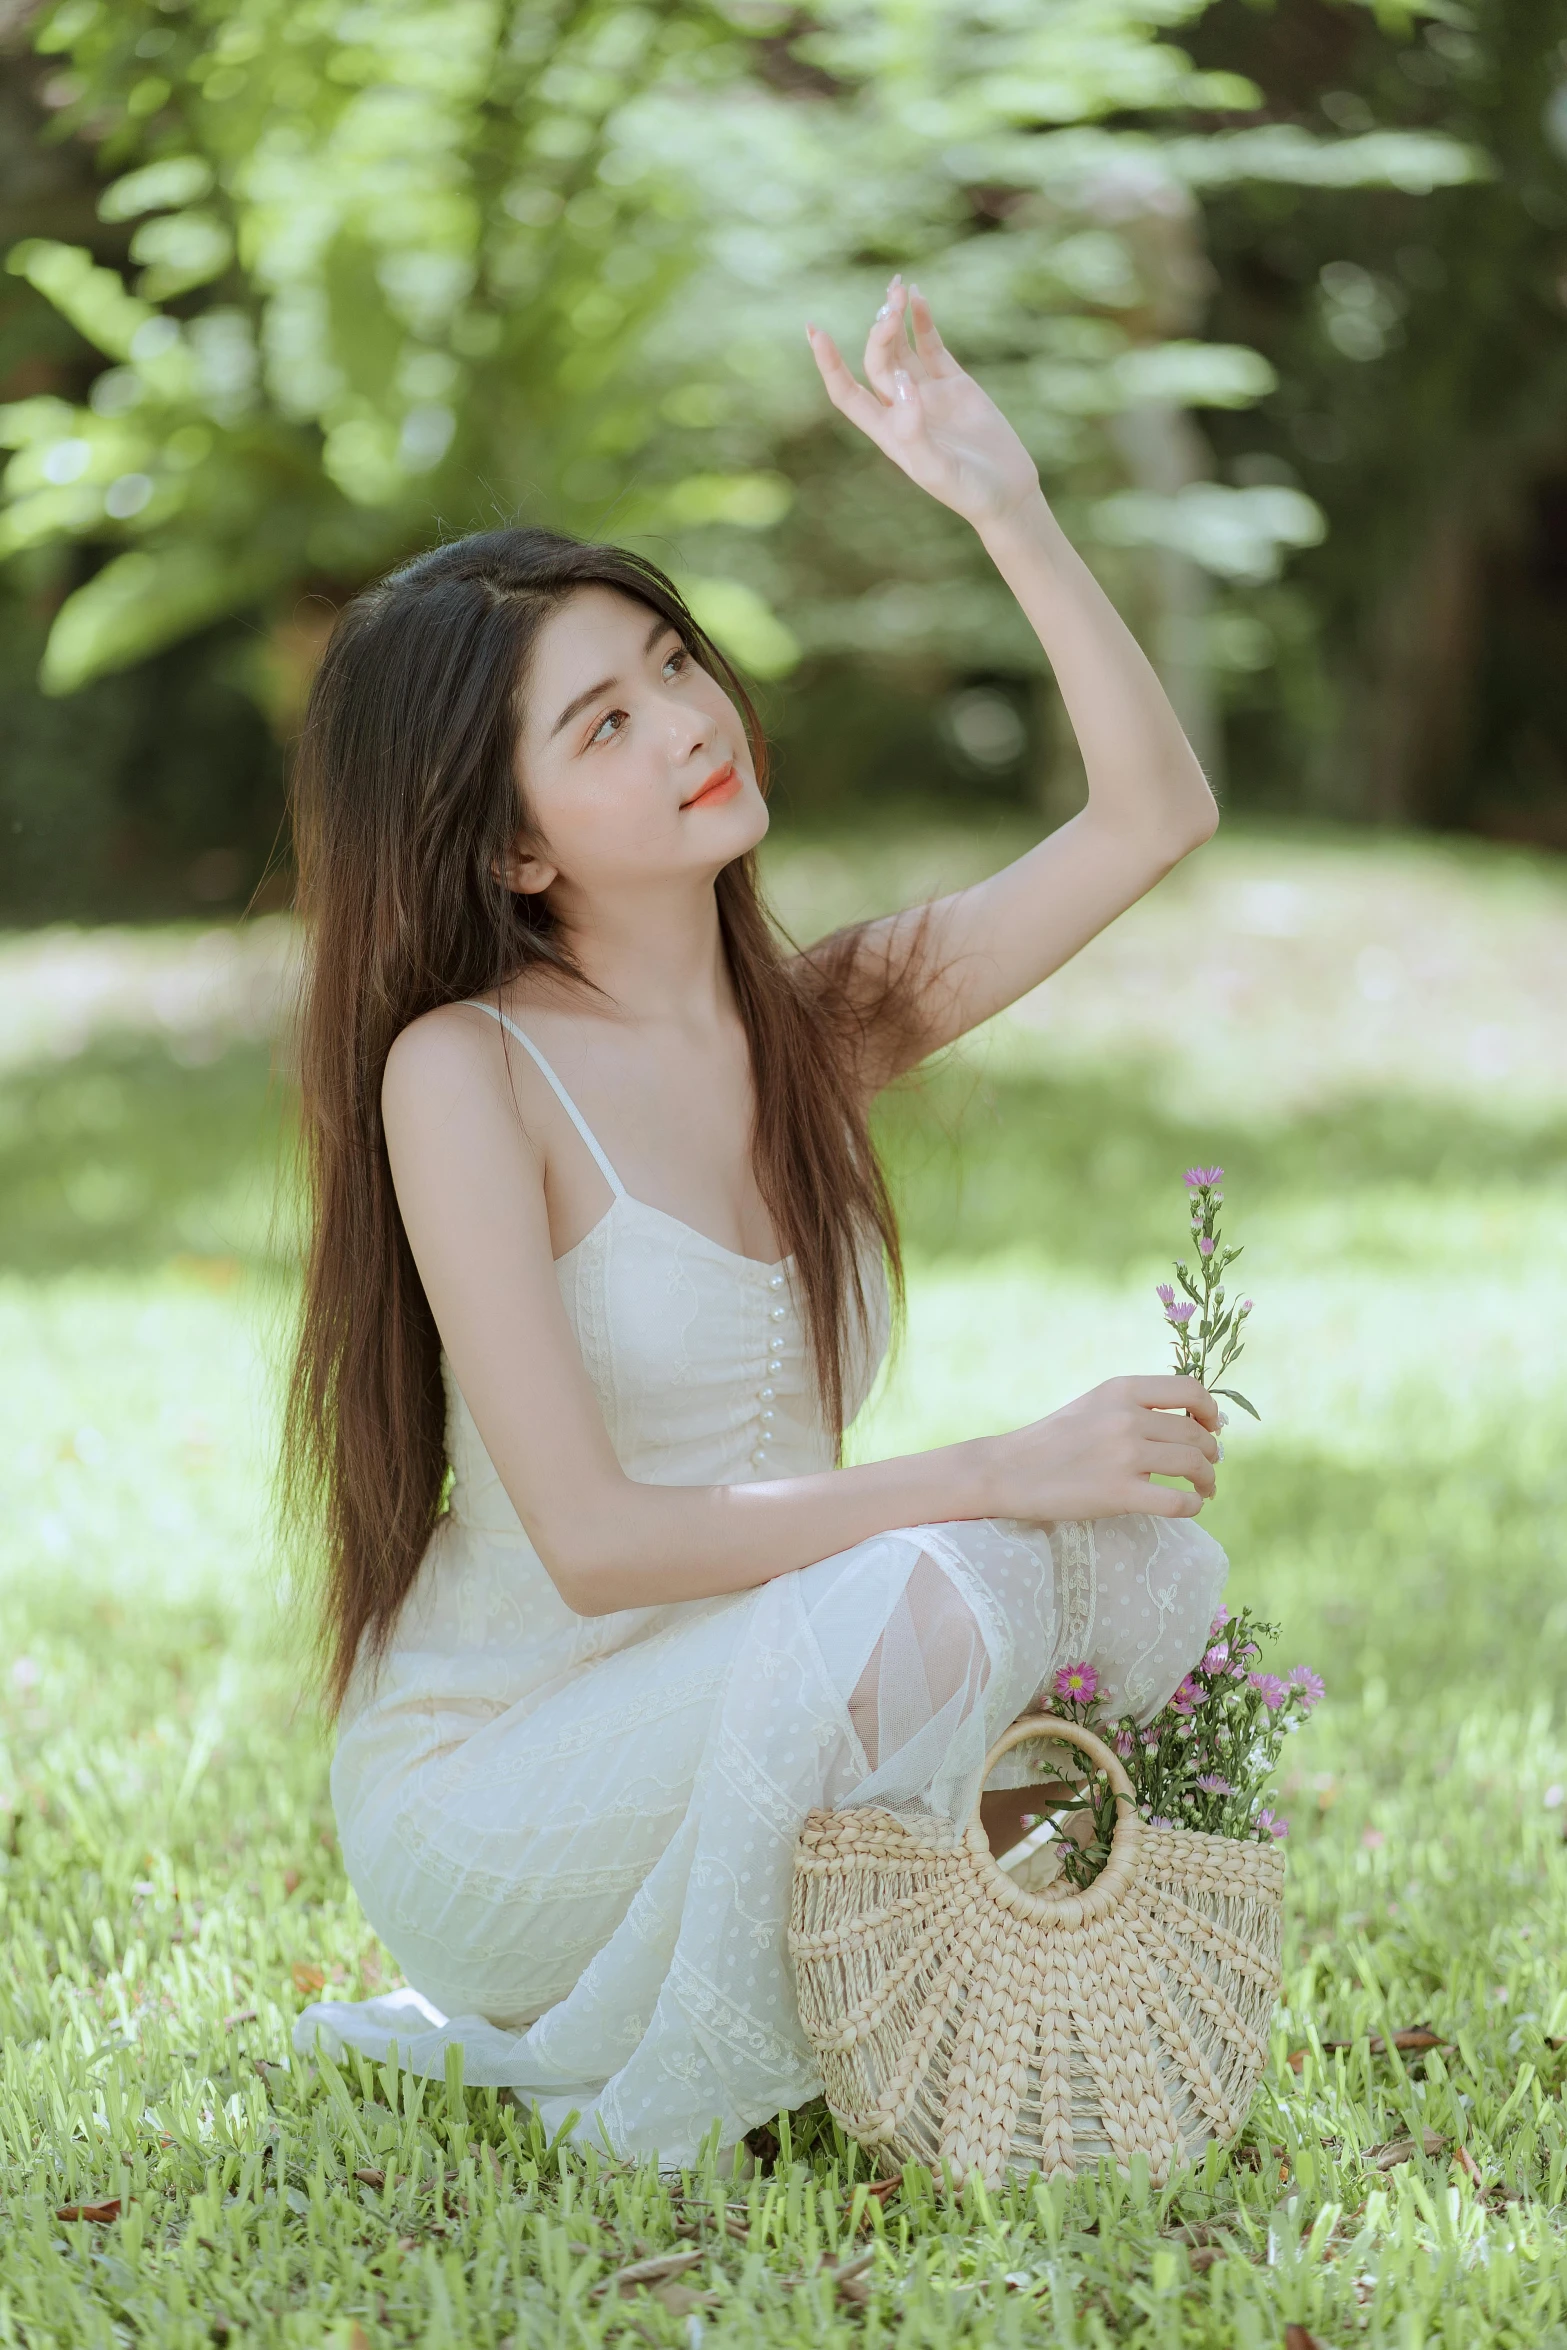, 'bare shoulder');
381,1000,542,1155
385,999,498,1104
